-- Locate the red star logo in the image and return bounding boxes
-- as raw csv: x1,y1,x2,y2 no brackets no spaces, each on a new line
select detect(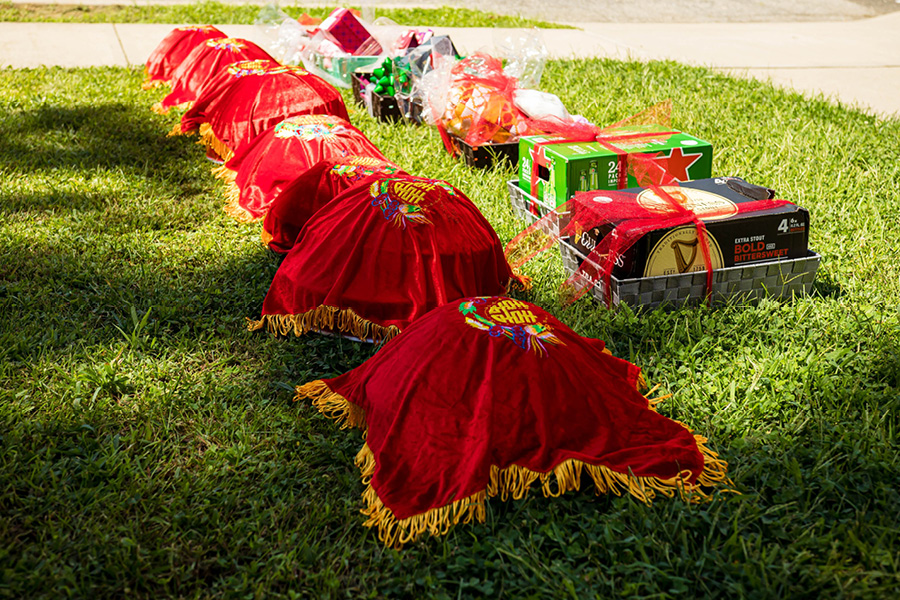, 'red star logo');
650,147,704,181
